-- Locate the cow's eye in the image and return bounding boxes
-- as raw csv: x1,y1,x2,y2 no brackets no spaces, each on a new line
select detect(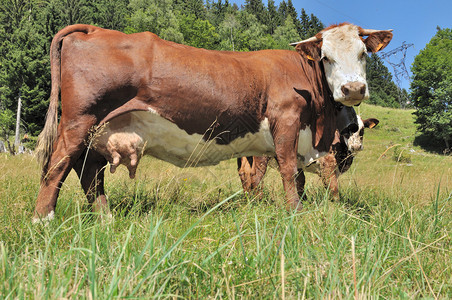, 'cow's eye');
322,56,331,63
360,51,367,60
